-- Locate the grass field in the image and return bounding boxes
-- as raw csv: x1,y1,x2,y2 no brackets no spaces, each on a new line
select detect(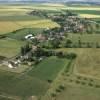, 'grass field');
0,70,49,99
56,84,100,100
0,3,100,100
0,56,70,99
0,38,24,58
71,10,100,15
75,49,100,78
7,28,44,40
67,34,100,47
28,56,70,81
42,48,100,100
56,48,100,79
